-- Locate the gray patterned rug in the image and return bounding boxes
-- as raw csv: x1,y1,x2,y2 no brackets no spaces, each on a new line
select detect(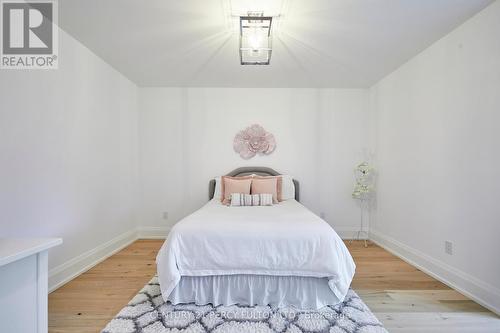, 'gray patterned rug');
102,276,387,333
